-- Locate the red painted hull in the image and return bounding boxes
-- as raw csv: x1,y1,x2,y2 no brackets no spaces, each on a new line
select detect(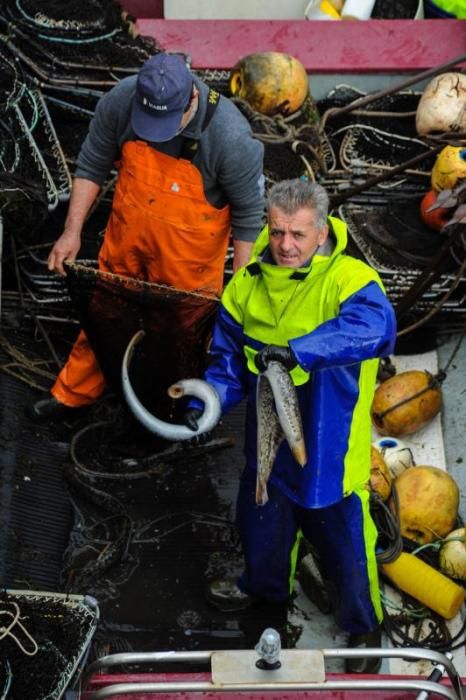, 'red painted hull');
132,18,466,72
84,672,461,699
